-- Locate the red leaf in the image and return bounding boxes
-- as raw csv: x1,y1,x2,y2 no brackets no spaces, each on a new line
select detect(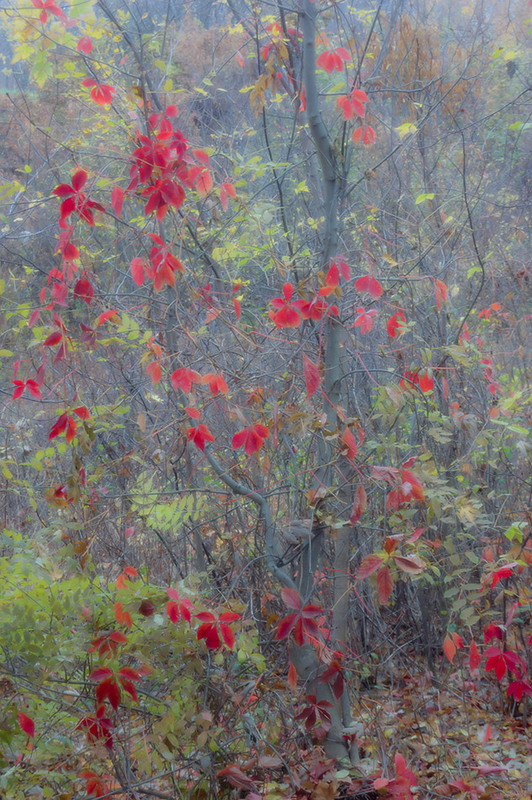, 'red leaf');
111,186,124,217
350,485,367,523
318,48,349,72
120,680,138,702
187,423,214,451
202,373,228,395
89,667,113,682
197,621,221,650
281,587,301,610
97,677,121,710
122,566,137,579
12,381,25,400
219,611,241,623
26,380,42,399
288,661,297,689
196,611,216,623
484,623,503,643
406,528,425,544
269,283,301,328
355,274,382,299
118,666,140,682
74,278,94,306
65,416,77,443
193,148,210,166
217,765,256,792
341,427,358,460
418,370,433,393
171,367,200,393
490,566,513,588
363,126,376,145
325,262,339,287
357,554,384,579
302,354,320,400
301,603,321,619
293,617,305,646
138,599,155,617
232,424,269,455
336,258,350,280
77,35,92,54
507,679,532,702
376,566,393,605
485,648,506,681
220,182,236,211
316,51,335,73
130,258,145,287
275,612,298,640
49,412,68,440
44,331,62,347
18,710,35,738
96,309,119,326
146,360,161,384
387,311,406,338
83,79,116,106
220,623,236,650
337,94,354,120
196,170,213,196
71,169,88,191
352,126,363,144
353,307,377,335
